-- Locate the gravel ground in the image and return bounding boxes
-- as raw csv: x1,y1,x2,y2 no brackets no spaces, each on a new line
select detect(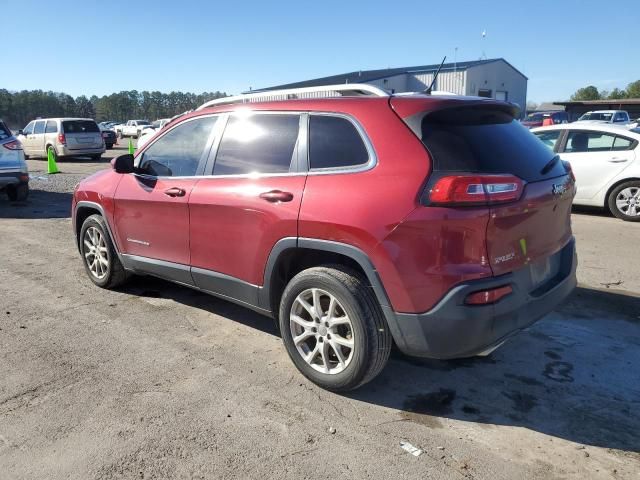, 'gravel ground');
1,146,639,479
